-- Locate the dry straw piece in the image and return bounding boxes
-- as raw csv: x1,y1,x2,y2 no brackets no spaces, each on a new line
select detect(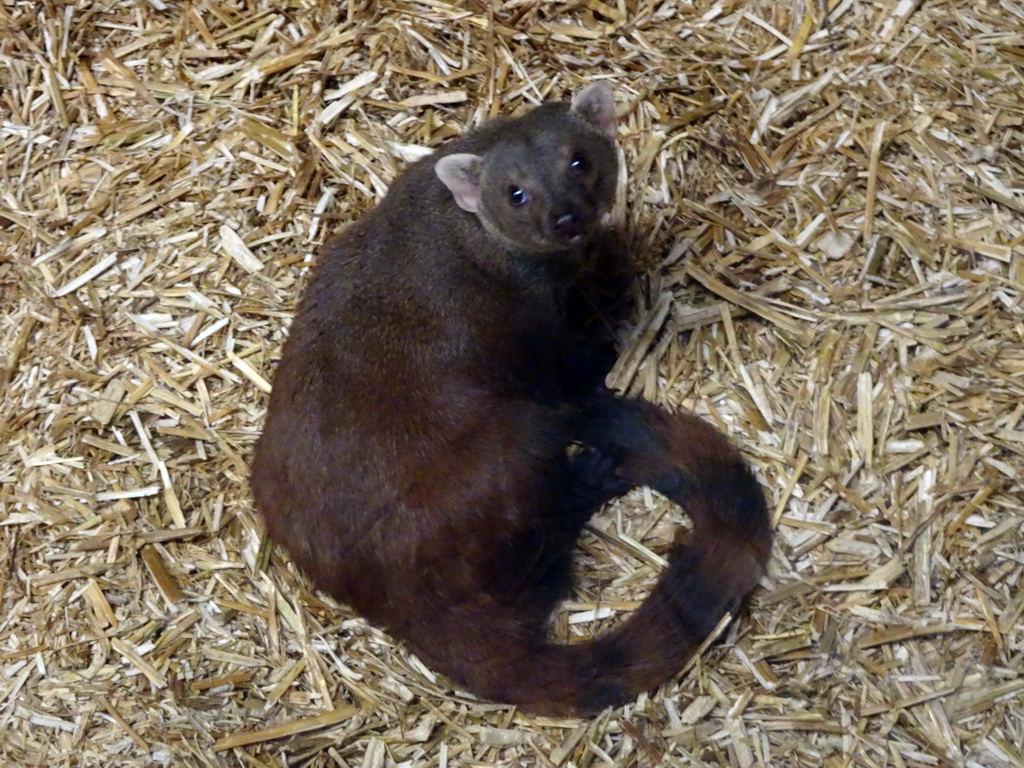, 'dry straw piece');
2,0,1023,766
